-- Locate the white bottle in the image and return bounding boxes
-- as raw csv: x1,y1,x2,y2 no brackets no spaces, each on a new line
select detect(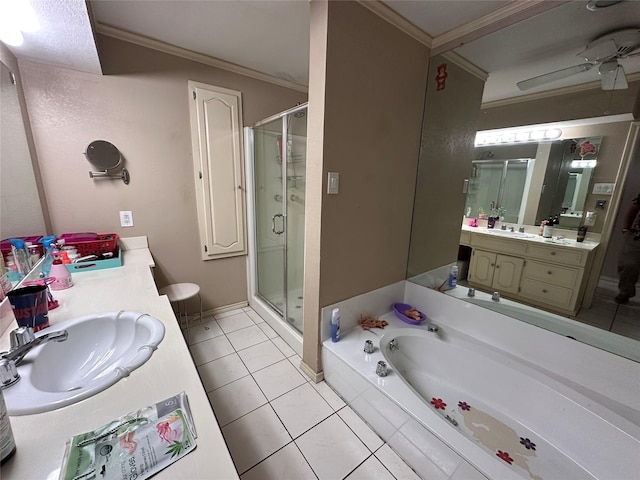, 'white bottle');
542,224,553,238
330,308,340,342
448,264,458,288
0,389,17,465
